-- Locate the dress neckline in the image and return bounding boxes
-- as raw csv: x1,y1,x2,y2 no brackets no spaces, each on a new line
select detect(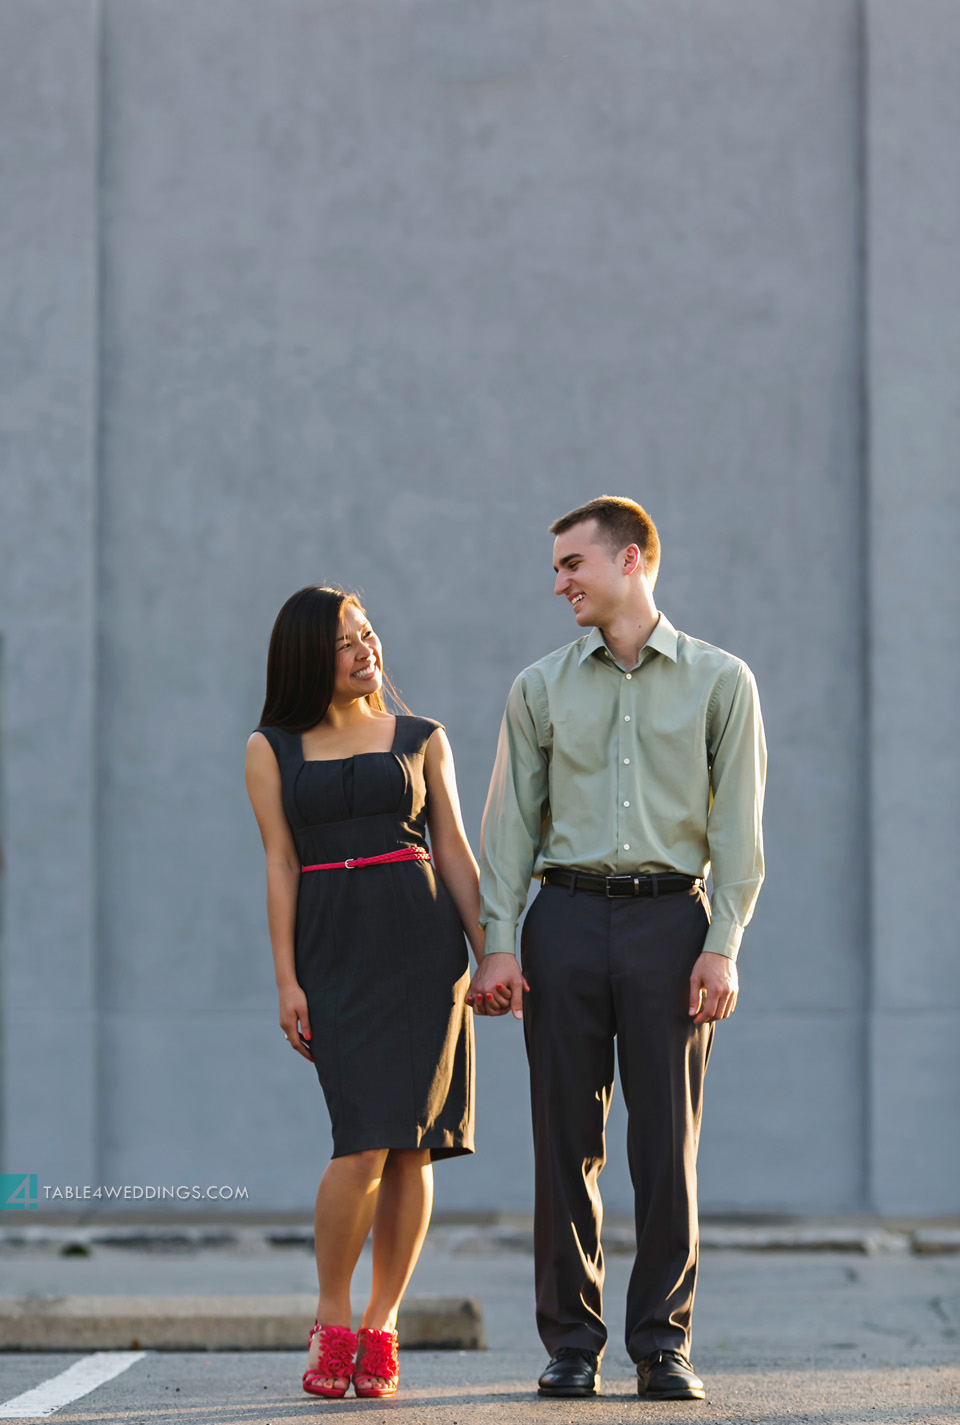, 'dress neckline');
299,714,402,765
